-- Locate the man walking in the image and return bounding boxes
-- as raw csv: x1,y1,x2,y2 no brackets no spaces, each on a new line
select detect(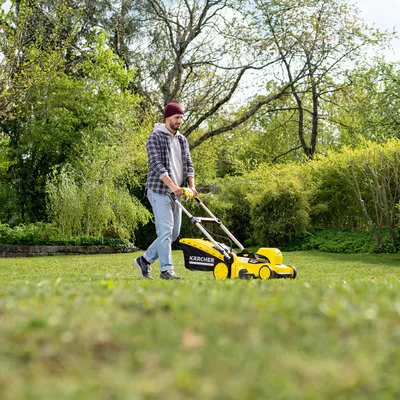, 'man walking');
135,102,198,279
